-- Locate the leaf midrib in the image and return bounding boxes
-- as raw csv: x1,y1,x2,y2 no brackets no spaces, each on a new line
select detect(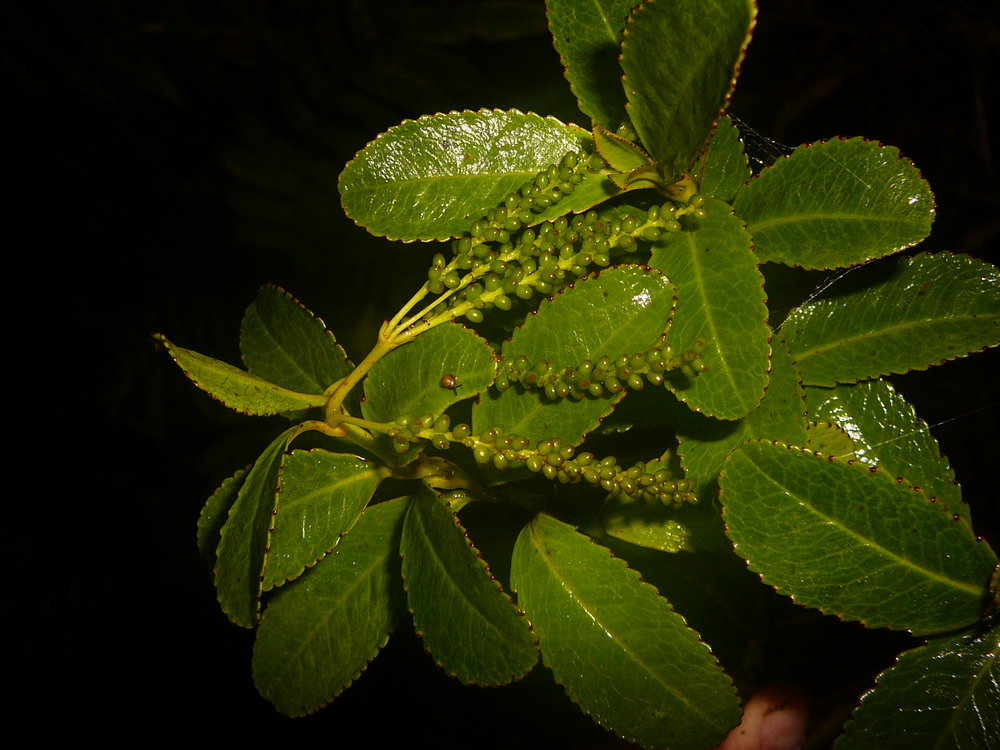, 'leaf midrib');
793,311,995,363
